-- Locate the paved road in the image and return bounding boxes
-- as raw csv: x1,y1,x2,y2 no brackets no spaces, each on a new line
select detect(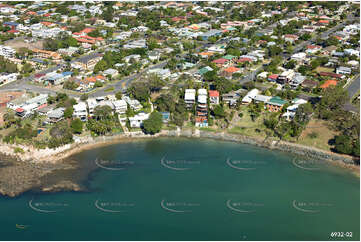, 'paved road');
347,74,360,99
89,61,167,97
